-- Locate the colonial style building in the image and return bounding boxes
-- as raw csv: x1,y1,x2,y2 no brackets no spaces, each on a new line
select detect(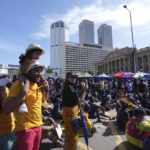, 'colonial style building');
136,47,150,73
95,47,150,75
